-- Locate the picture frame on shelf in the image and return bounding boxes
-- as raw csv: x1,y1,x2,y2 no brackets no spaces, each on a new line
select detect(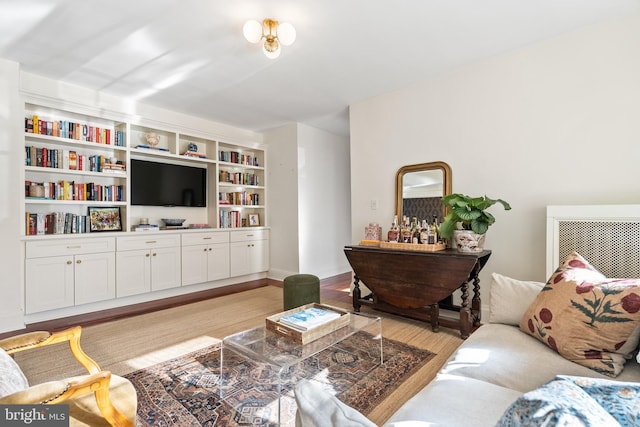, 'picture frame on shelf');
248,213,260,227
88,206,122,232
